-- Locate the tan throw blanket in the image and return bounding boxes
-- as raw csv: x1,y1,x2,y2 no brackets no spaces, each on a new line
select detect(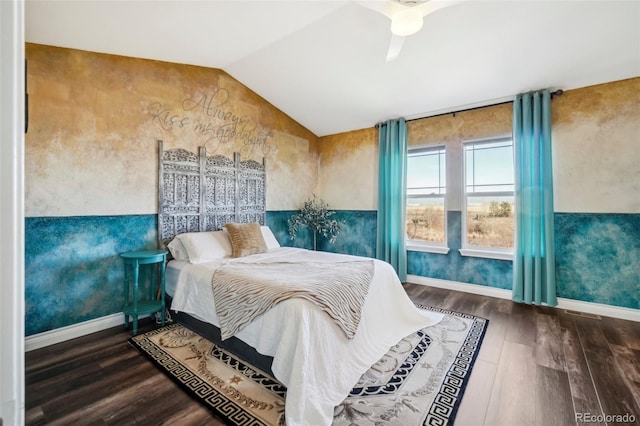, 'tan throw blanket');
211,260,374,341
